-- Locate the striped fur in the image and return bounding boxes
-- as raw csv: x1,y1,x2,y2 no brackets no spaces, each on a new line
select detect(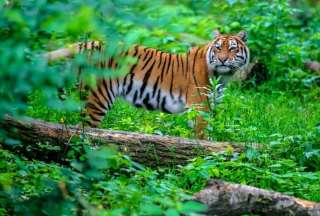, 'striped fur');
46,31,249,138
